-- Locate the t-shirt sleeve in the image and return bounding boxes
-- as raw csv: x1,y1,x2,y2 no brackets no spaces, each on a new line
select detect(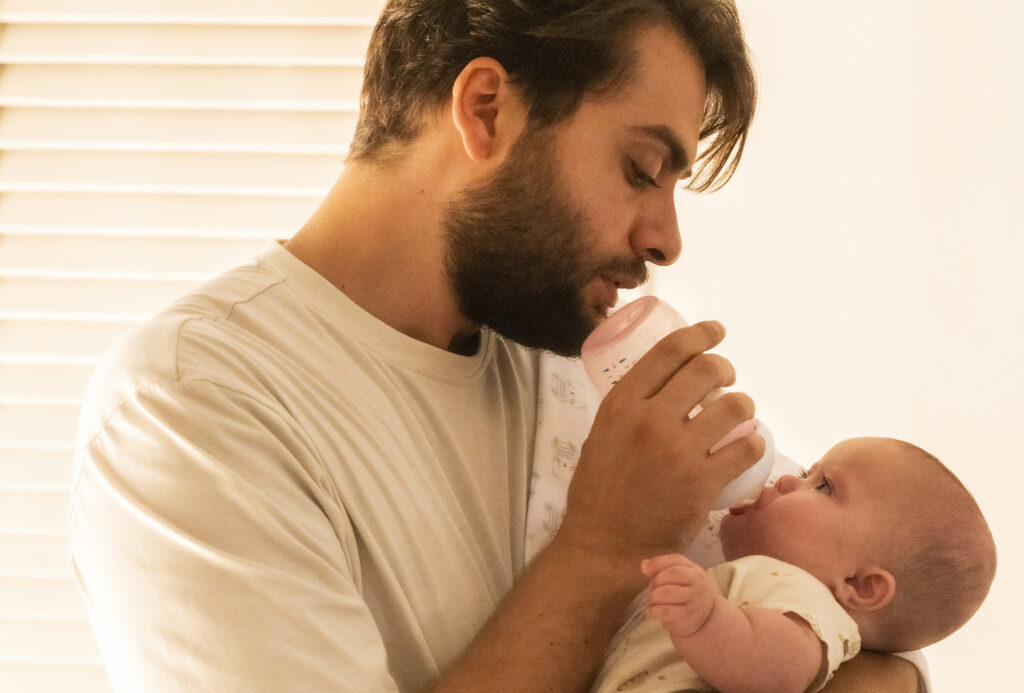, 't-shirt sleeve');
69,378,400,692
709,556,862,693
